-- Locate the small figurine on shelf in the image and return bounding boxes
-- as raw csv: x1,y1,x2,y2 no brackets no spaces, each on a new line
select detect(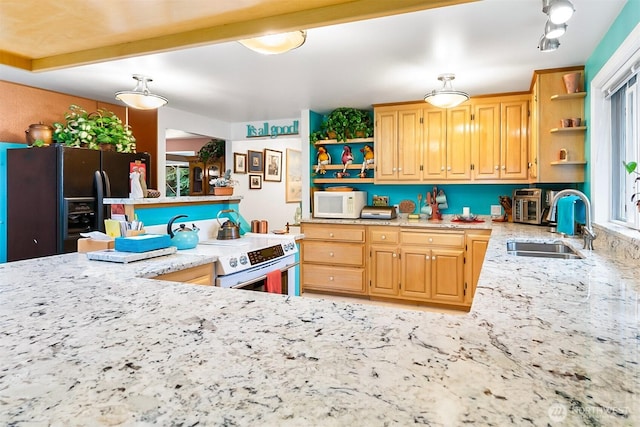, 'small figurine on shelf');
359,144,374,177
336,145,353,178
315,146,331,174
